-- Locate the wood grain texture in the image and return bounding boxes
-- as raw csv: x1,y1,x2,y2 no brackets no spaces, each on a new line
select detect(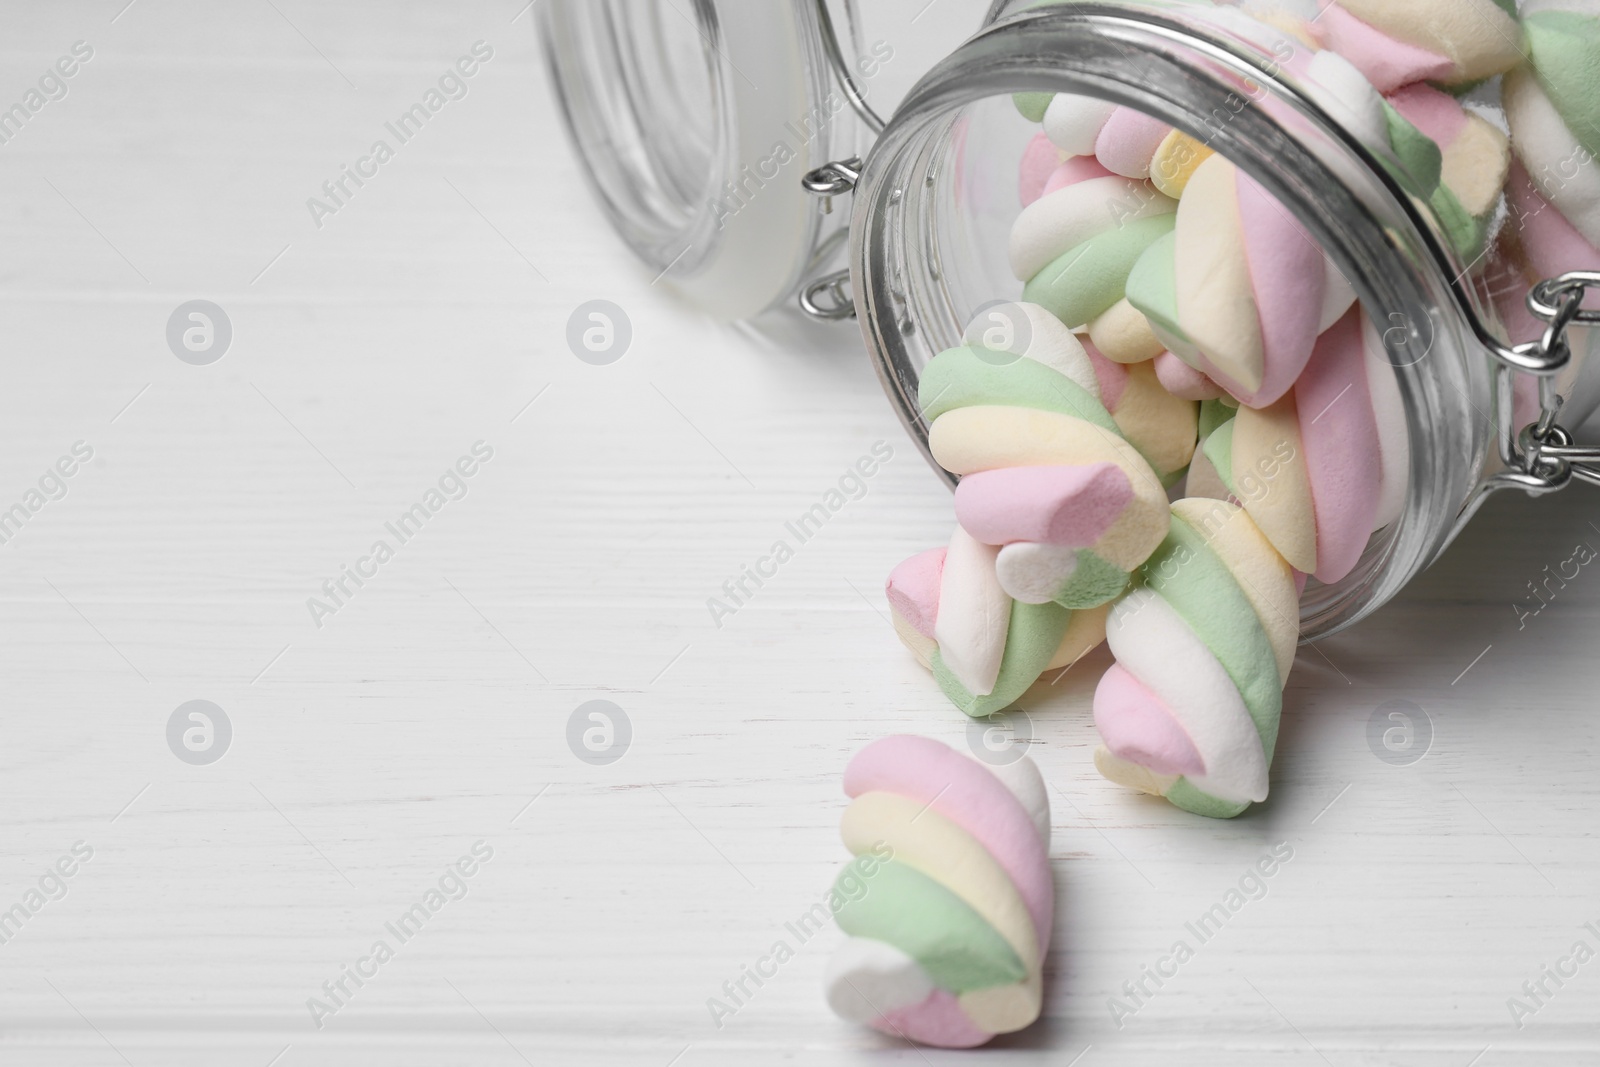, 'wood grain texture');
2,1,1599,1063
